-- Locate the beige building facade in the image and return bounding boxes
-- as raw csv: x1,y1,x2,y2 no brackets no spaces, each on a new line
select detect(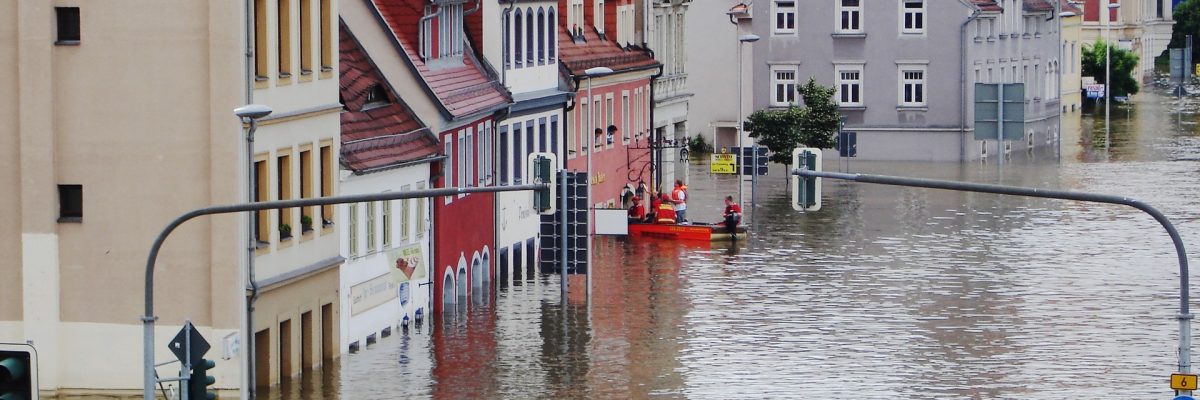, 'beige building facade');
1,0,341,396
